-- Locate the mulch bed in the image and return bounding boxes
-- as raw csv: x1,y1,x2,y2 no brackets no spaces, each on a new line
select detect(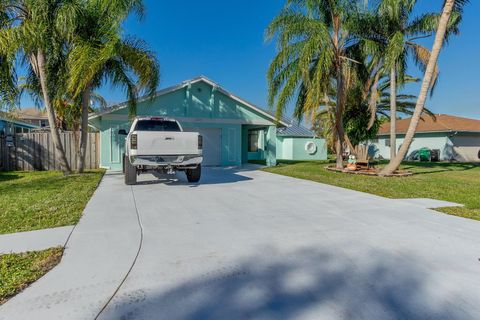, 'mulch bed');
325,166,413,177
